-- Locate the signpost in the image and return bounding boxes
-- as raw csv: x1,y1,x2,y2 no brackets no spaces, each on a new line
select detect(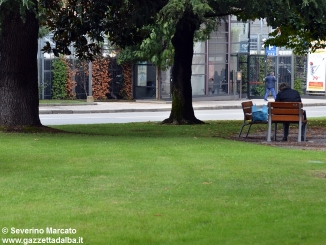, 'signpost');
237,71,242,99
265,46,277,56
